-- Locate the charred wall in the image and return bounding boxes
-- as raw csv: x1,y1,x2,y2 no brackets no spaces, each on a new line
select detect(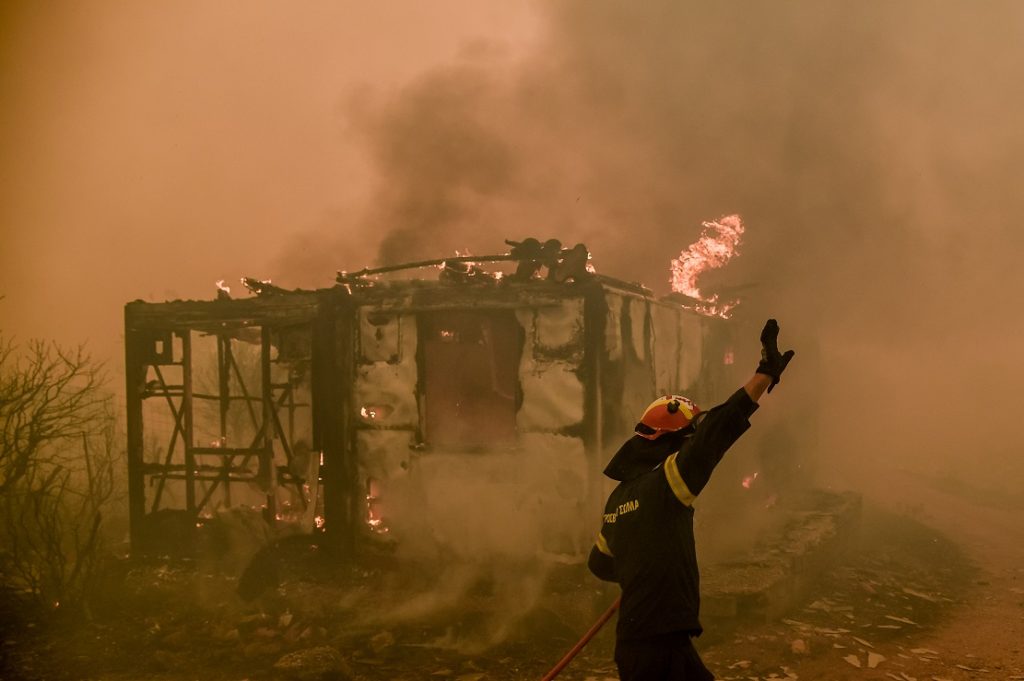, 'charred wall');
125,280,721,562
